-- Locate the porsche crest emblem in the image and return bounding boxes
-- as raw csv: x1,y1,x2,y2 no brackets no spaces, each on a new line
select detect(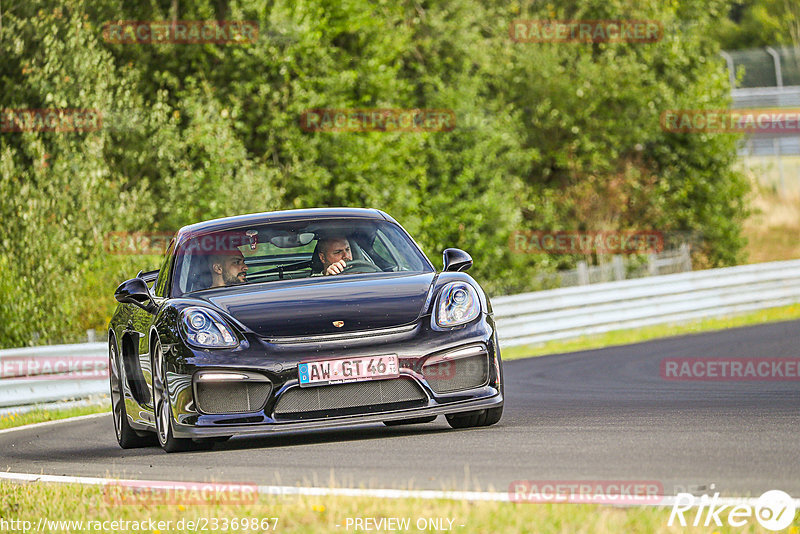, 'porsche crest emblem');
332,321,345,328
